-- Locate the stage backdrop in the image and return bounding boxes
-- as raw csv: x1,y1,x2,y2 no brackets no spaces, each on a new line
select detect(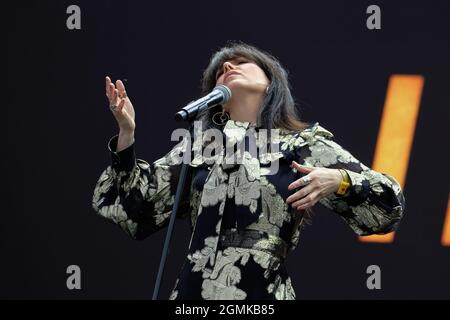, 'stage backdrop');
3,0,450,299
